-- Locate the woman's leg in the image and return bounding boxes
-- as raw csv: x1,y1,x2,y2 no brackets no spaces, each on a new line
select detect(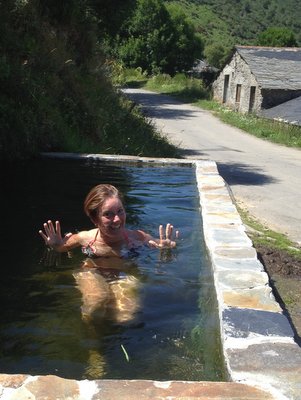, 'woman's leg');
73,269,112,321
